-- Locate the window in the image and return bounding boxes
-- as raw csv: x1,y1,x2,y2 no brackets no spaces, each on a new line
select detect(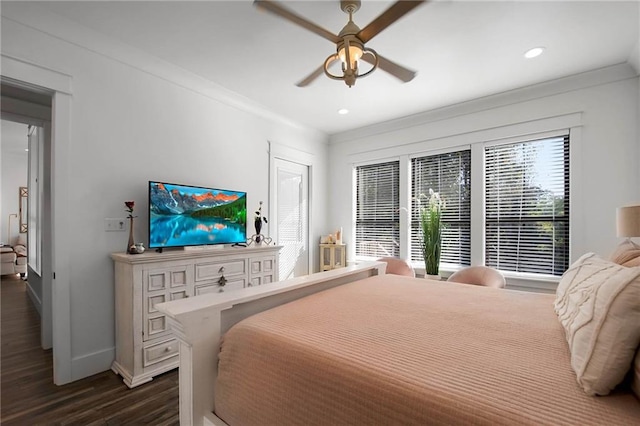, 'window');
352,131,571,283
484,135,570,276
355,161,400,258
410,150,471,267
